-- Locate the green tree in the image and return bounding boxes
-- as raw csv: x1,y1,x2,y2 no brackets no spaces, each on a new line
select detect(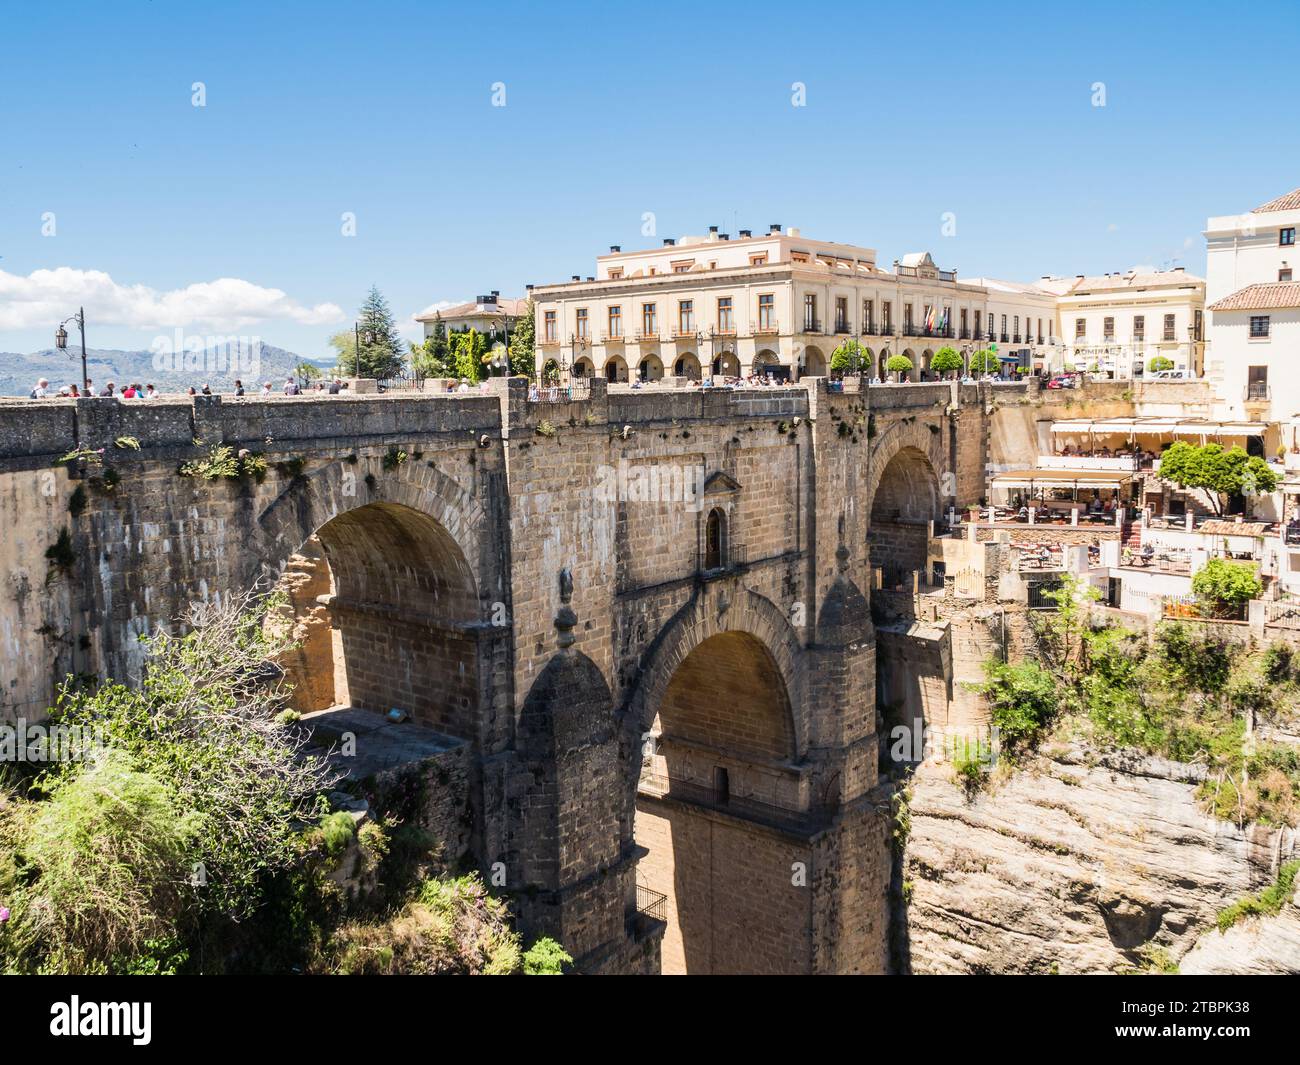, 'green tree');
450,328,487,383
1157,441,1278,515
342,287,407,379
1192,559,1262,618
296,361,323,388
885,354,913,378
412,314,452,377
829,339,868,375
1148,355,1174,373
931,347,963,378
508,300,536,378
968,349,998,374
